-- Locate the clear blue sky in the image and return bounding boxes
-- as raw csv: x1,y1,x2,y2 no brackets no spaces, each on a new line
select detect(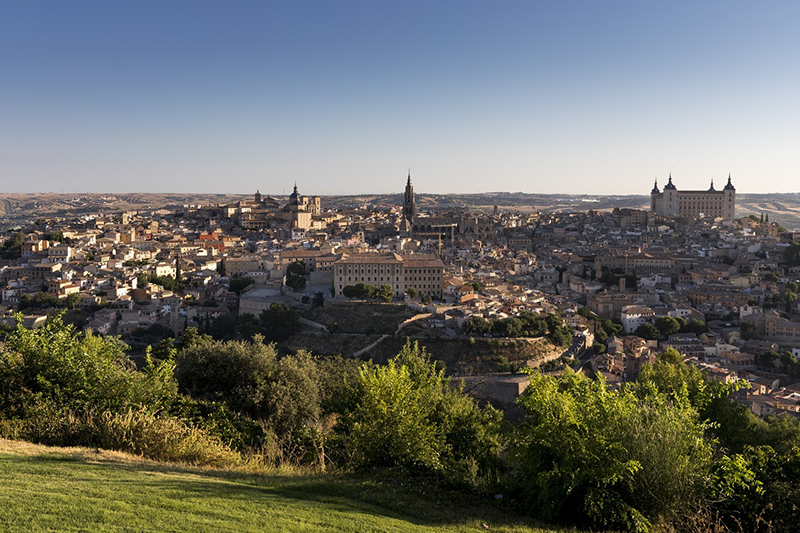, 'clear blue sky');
1,1,799,195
